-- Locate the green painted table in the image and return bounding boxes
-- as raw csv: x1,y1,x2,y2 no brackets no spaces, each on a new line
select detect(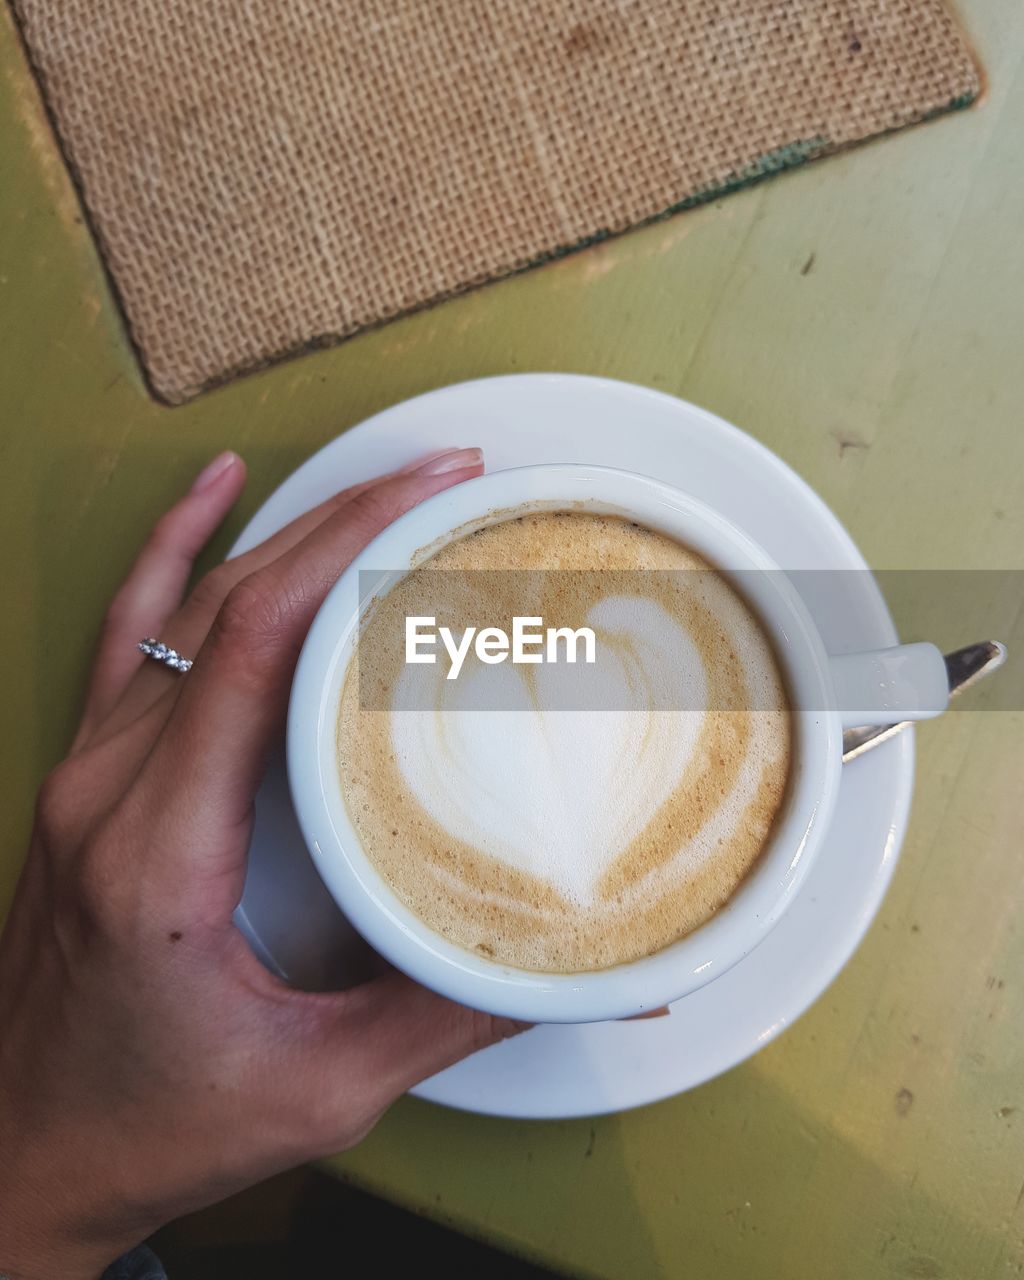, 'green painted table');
3,1,1023,1275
